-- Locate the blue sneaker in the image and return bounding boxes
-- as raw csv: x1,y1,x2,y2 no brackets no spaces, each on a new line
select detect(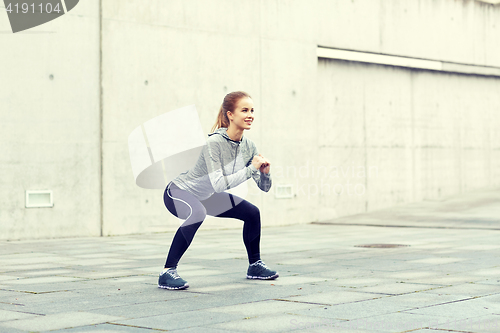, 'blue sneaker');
158,268,189,290
247,260,279,280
